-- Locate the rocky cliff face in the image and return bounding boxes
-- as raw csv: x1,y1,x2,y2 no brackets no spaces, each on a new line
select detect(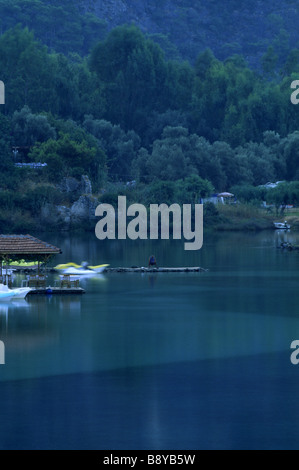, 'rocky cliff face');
41,175,98,230
90,0,299,67
2,0,297,68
